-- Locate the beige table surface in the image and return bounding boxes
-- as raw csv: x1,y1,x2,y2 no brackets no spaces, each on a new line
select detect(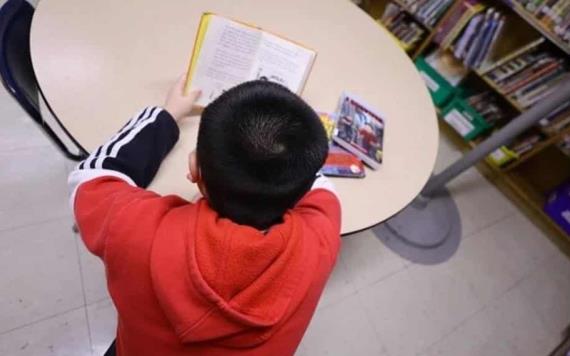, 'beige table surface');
30,0,439,235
